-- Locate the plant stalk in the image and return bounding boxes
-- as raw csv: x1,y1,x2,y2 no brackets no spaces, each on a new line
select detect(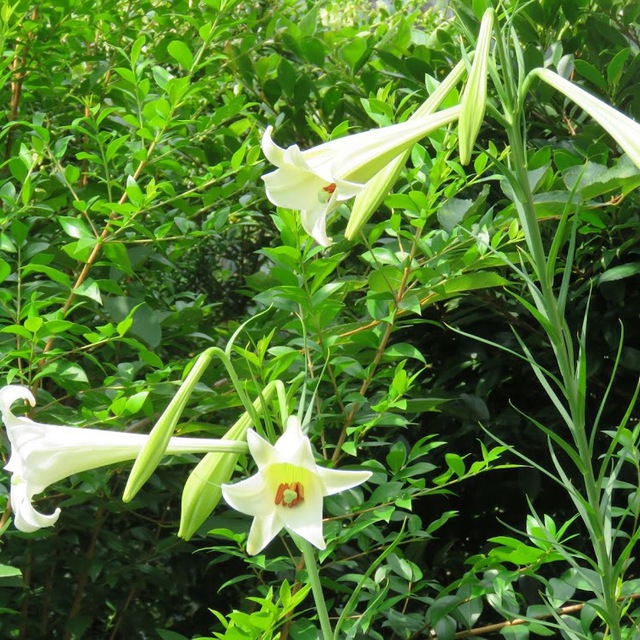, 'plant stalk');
297,538,333,640
505,114,622,640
